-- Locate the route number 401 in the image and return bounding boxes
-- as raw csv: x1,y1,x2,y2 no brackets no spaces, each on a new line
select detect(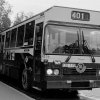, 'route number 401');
71,11,90,21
